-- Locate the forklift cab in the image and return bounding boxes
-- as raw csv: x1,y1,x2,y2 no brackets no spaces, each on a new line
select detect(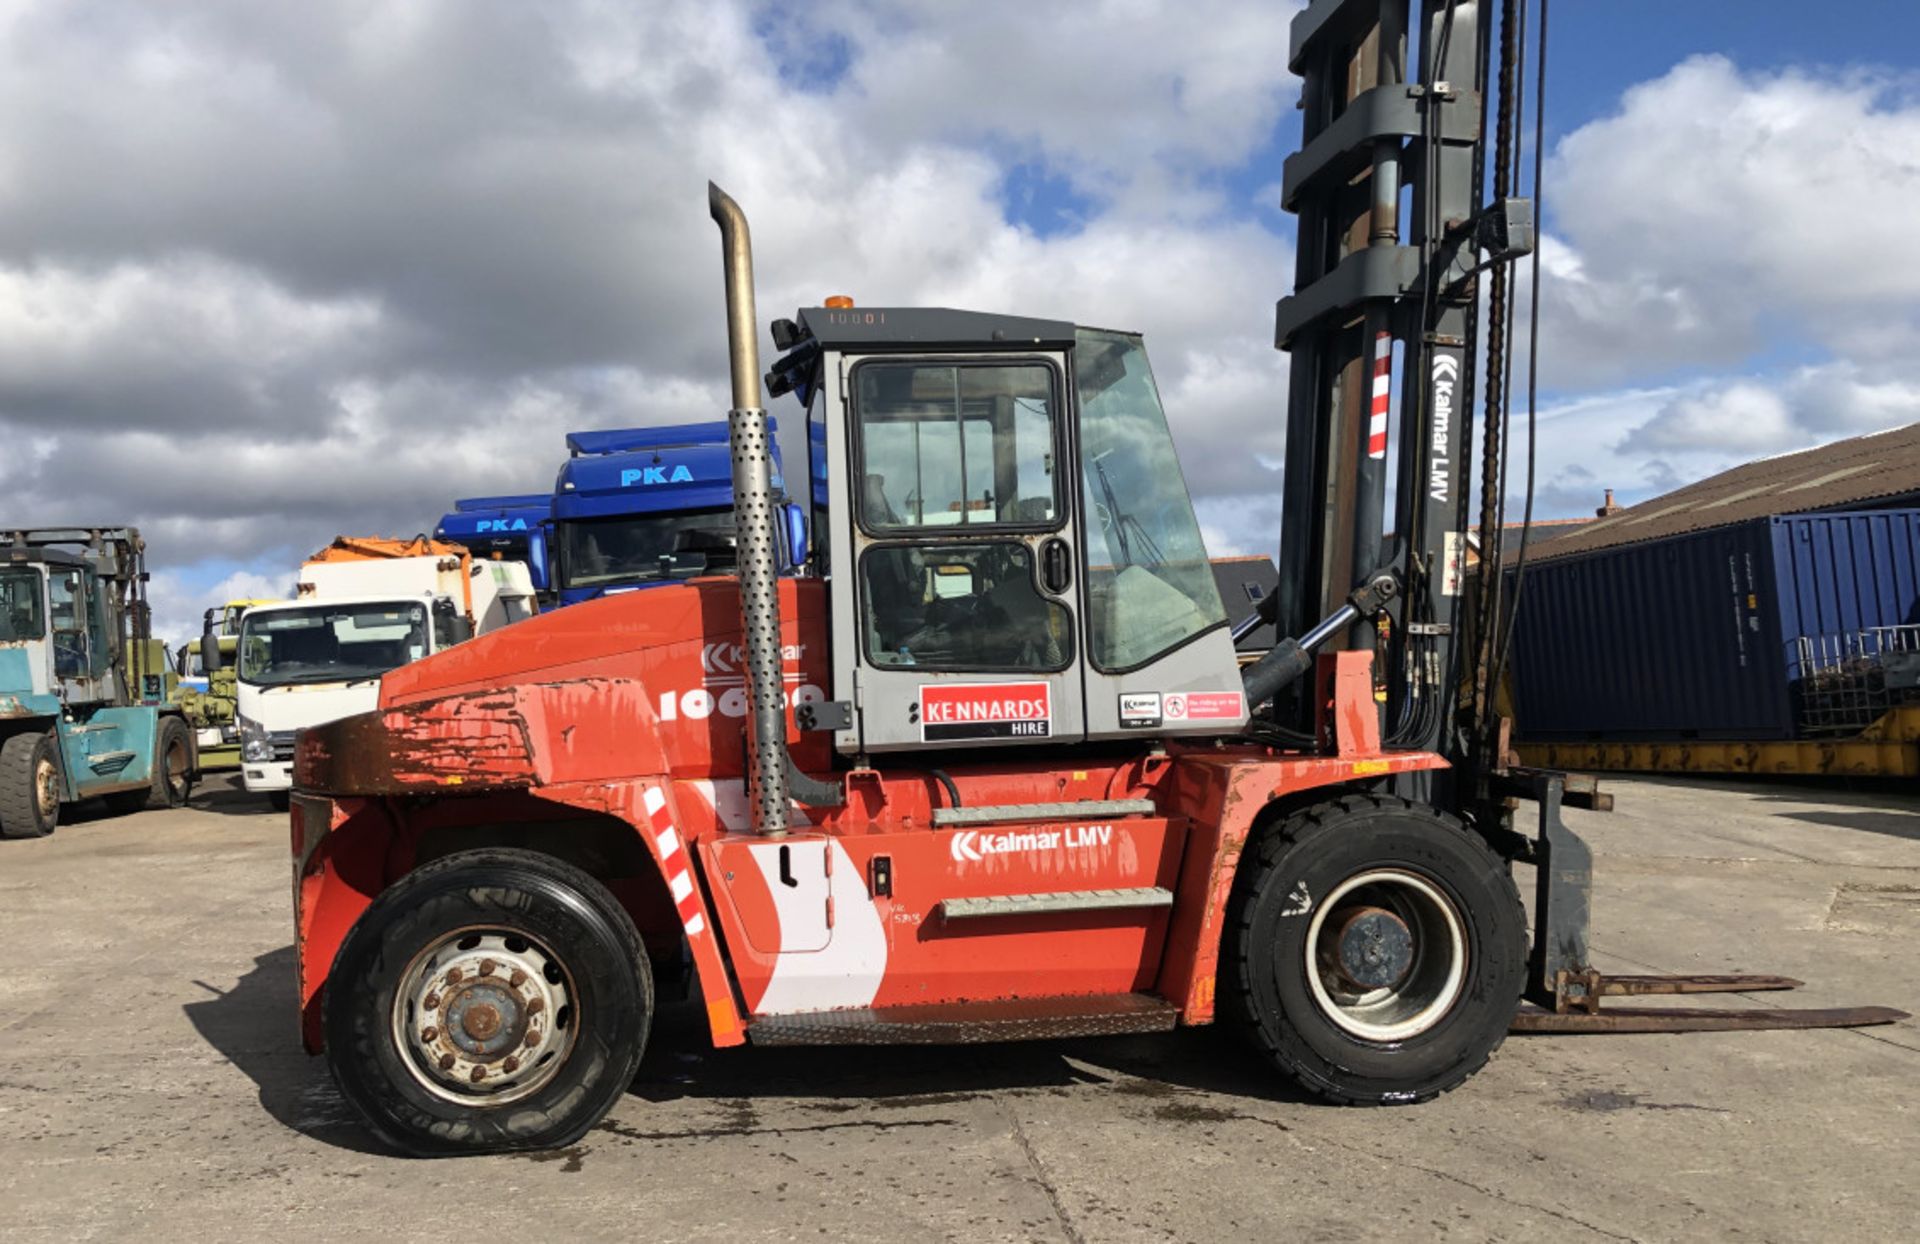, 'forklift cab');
769,307,1249,755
